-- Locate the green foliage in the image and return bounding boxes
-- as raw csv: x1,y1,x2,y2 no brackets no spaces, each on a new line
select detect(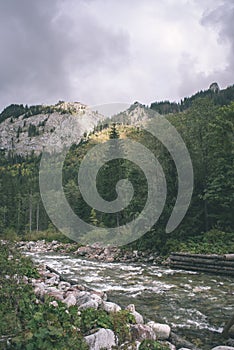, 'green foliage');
0,104,26,123
0,242,88,349
0,92,233,255
80,308,135,343
12,303,88,350
109,123,119,139
80,308,112,334
28,124,39,137
139,339,171,350
178,229,234,254
150,83,234,114
109,309,136,344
